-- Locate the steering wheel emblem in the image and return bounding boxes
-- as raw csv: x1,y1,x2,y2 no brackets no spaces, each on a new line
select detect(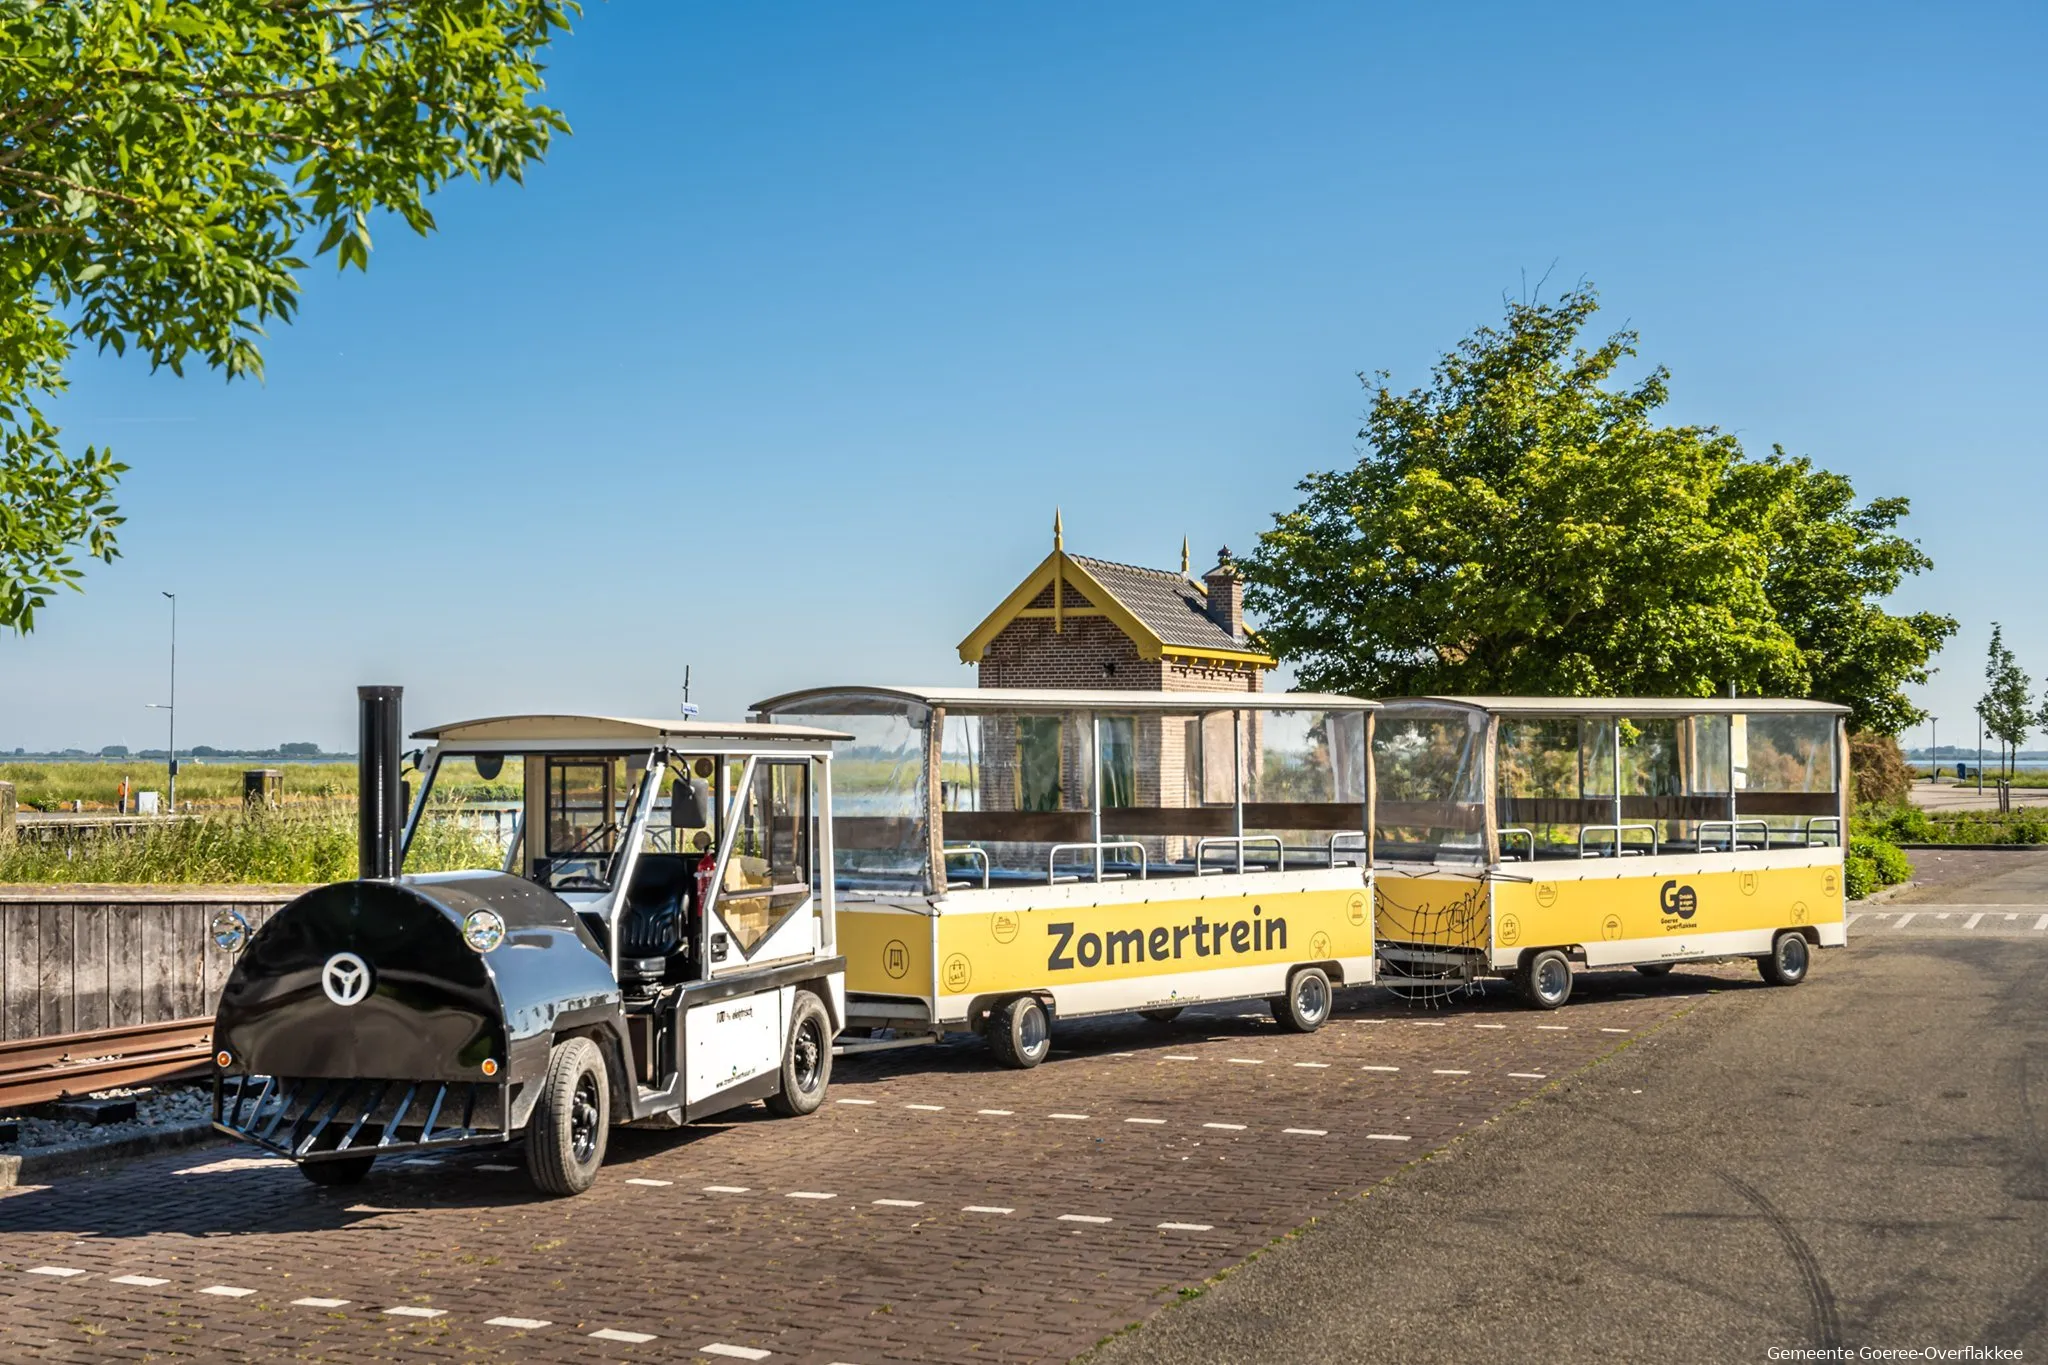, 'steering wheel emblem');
321,952,372,1007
